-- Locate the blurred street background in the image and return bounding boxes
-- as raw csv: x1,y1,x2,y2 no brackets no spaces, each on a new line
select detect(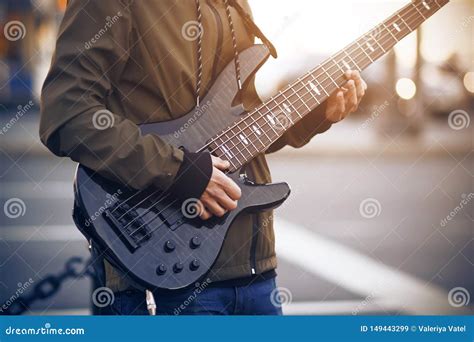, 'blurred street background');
0,0,473,315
